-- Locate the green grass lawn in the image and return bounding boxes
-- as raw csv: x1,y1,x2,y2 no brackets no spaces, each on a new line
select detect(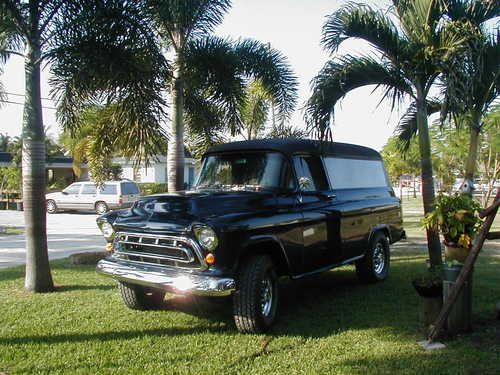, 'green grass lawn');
0,227,23,235
1,202,500,374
